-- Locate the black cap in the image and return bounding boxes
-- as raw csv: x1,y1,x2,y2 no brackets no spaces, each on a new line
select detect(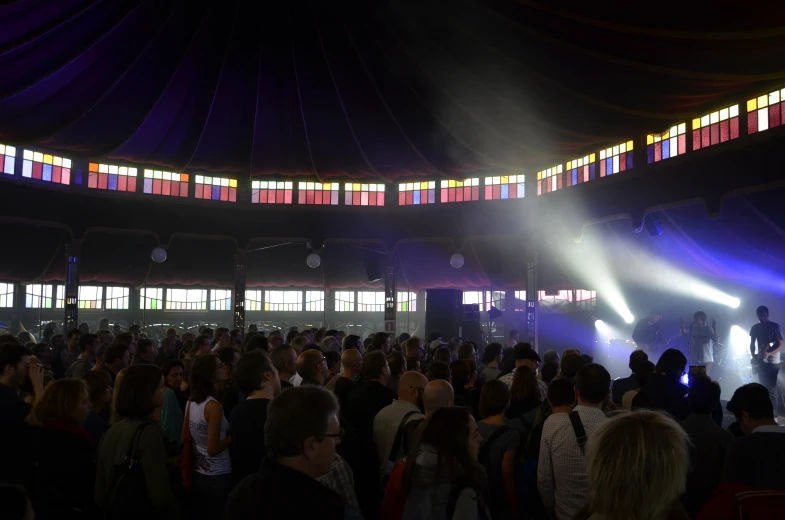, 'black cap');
515,347,541,363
